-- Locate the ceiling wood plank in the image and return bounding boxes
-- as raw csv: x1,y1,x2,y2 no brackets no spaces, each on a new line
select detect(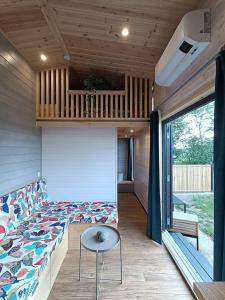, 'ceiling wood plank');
0,0,206,76
36,0,69,58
